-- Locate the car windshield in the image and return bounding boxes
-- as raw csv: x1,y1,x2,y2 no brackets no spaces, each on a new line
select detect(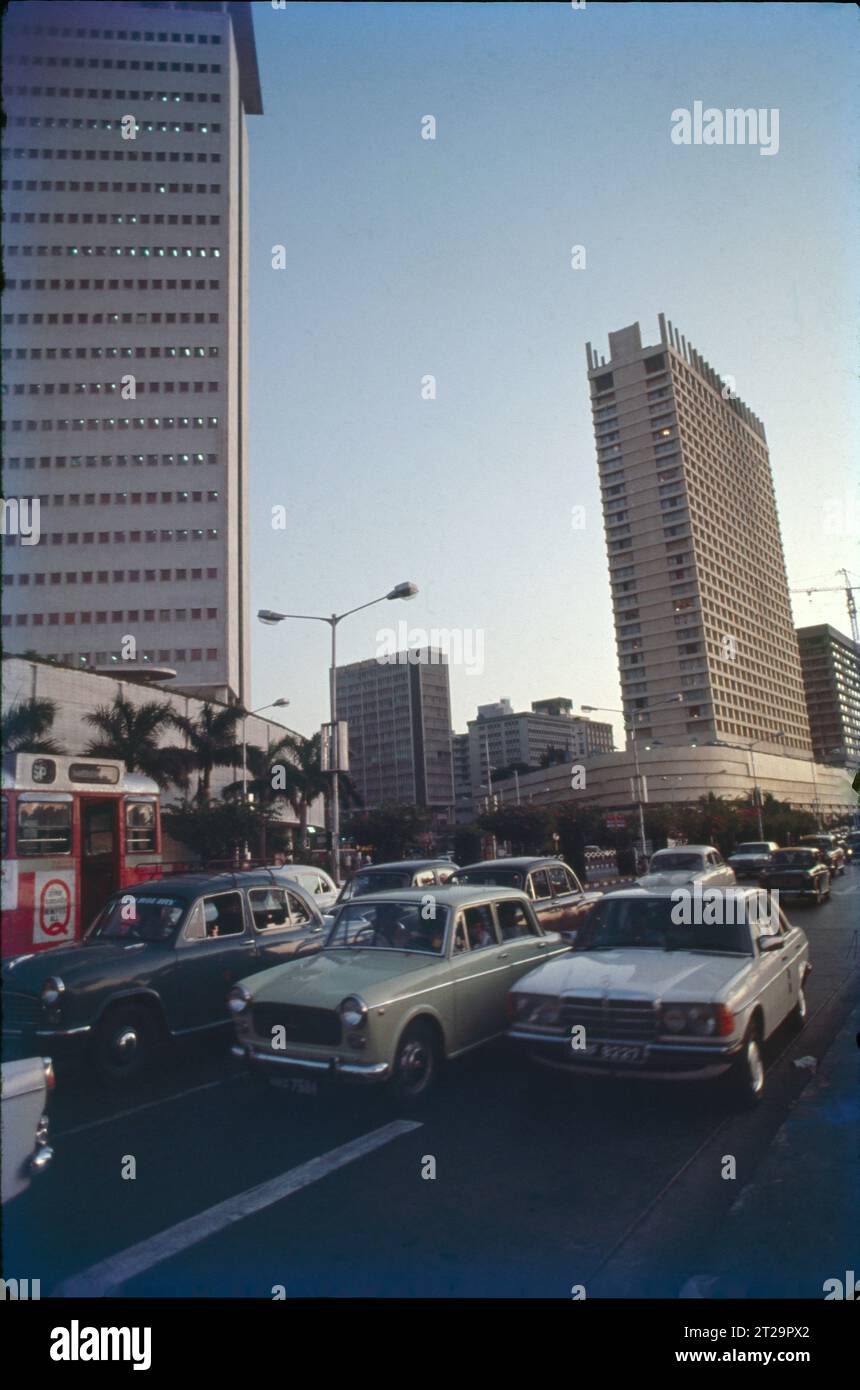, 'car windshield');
86,893,186,942
457,868,526,889
734,843,770,854
574,896,753,955
326,901,448,954
771,850,816,867
799,837,829,848
341,869,416,900
646,852,703,871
